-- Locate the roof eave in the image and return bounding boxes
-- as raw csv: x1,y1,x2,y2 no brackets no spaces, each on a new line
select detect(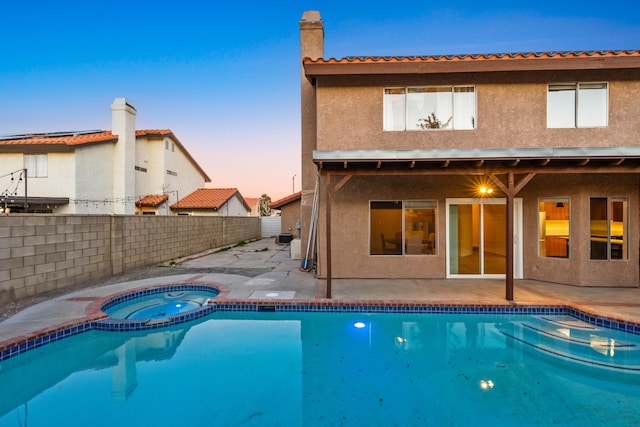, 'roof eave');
303,56,640,77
